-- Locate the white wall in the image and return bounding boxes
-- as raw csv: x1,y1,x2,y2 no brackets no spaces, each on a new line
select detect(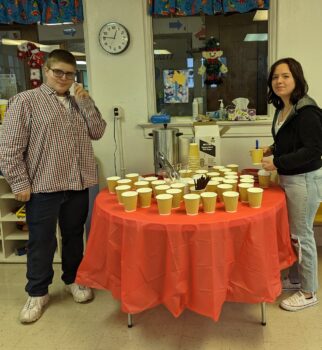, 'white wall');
83,0,155,187
275,0,322,105
83,0,322,187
